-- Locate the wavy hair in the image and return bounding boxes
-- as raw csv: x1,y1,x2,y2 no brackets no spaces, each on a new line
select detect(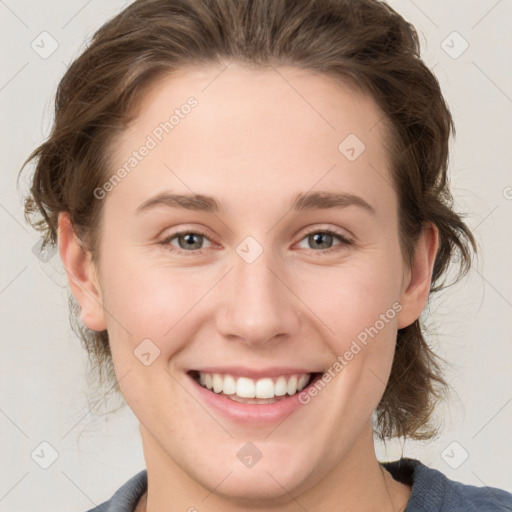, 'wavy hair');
21,0,477,440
